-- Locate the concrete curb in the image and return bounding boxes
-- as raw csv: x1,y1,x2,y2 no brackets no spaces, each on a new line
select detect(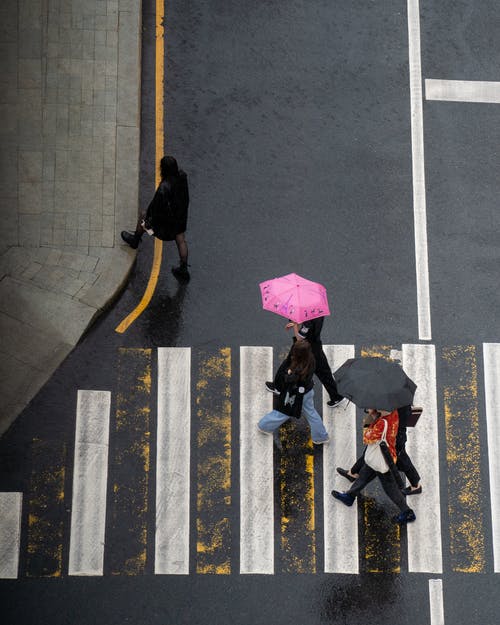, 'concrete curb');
0,0,142,436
